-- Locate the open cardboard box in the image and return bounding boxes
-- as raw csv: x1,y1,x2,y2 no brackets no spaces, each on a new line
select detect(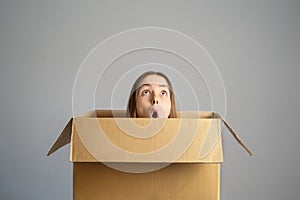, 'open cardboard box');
48,110,252,200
